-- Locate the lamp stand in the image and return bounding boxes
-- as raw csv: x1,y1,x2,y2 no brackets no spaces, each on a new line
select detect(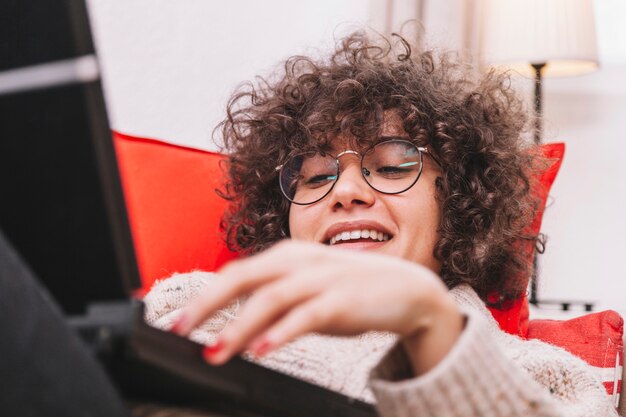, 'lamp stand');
527,62,595,312
529,62,546,306
531,63,546,145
